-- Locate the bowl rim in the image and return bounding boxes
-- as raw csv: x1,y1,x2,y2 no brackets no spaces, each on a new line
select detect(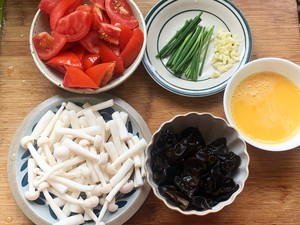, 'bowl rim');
223,57,300,151
29,0,147,94
7,92,152,225
145,112,249,216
